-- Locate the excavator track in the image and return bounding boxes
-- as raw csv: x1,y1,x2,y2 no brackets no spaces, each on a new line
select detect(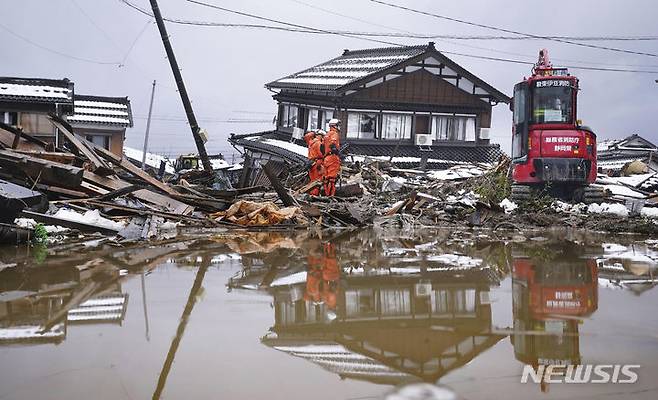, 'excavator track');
582,185,605,204
510,184,534,203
